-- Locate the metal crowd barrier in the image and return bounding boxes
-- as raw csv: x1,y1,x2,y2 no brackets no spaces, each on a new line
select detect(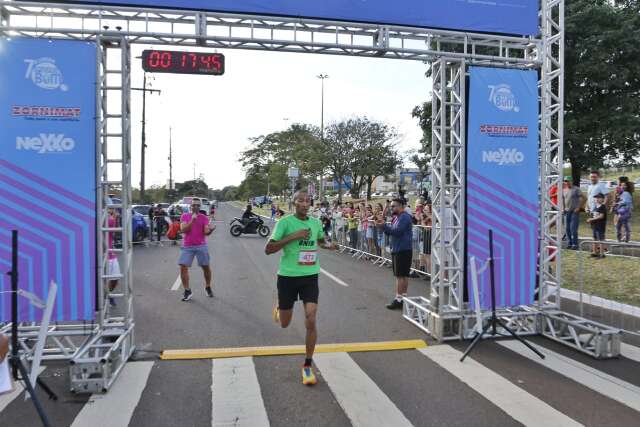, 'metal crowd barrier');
575,240,640,337
329,219,431,278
